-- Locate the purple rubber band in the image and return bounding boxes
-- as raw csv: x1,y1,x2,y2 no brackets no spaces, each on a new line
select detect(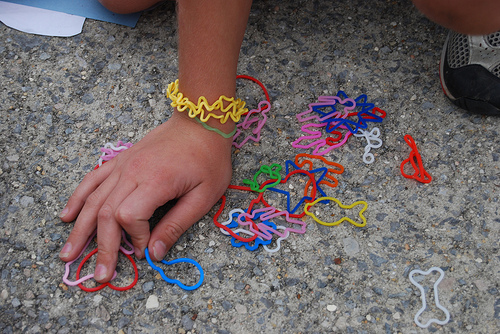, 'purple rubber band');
233,101,271,148
237,207,306,240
